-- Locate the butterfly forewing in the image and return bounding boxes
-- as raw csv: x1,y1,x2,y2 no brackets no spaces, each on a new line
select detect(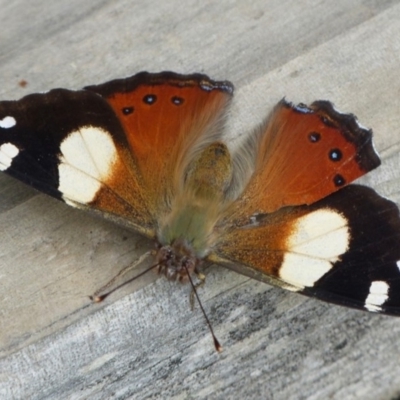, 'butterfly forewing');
212,185,400,314
0,88,158,236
